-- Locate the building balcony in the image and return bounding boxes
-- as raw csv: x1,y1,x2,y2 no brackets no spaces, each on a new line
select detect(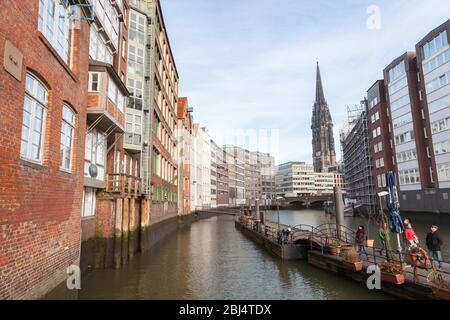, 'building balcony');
87,61,127,133
124,132,143,154
106,174,142,198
